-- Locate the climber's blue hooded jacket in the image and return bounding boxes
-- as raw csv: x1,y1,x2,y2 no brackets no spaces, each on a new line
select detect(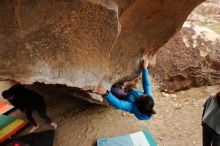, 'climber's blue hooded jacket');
105,68,153,120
